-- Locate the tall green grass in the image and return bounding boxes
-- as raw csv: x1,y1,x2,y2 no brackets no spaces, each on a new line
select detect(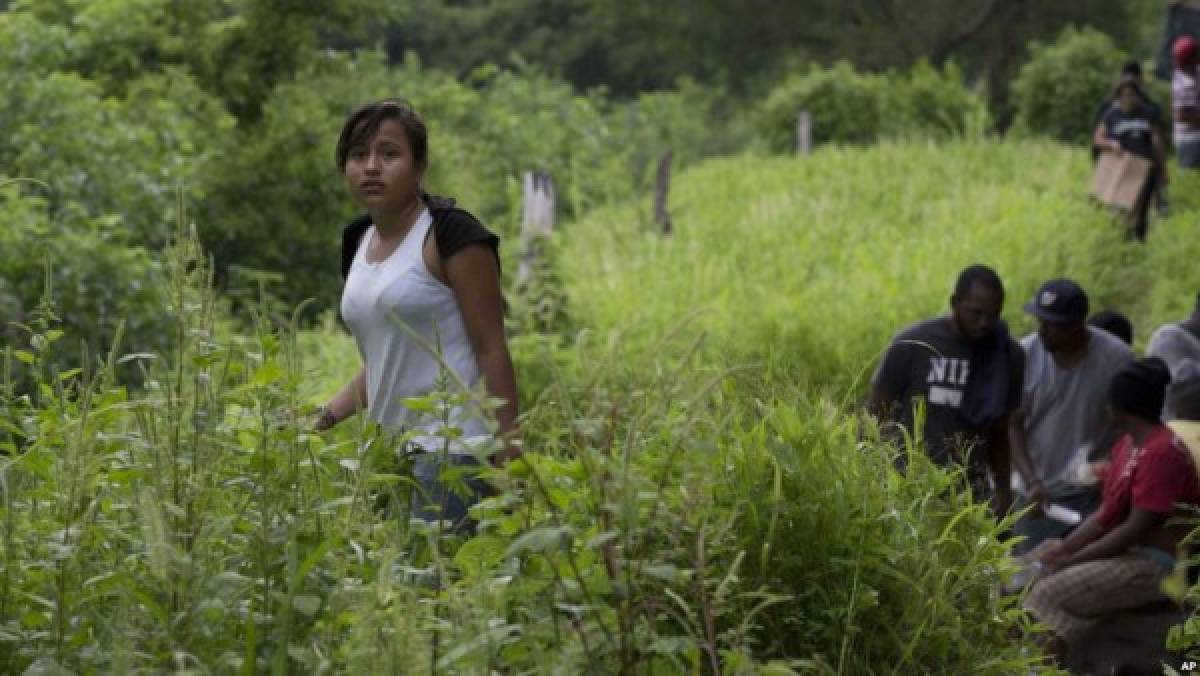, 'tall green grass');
561,139,1141,398
12,139,1158,673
